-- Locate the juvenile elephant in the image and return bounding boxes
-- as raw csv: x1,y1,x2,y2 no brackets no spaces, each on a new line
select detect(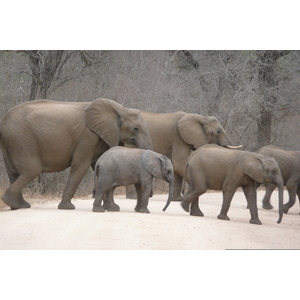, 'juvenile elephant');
127,111,241,201
257,145,300,214
164,144,284,225
93,146,174,213
0,99,152,210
